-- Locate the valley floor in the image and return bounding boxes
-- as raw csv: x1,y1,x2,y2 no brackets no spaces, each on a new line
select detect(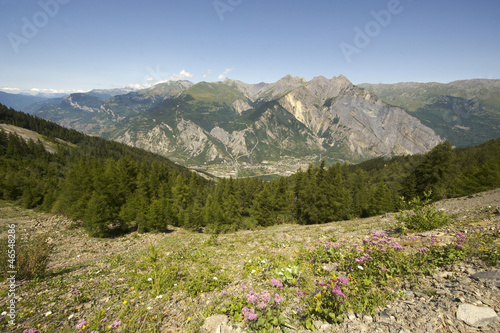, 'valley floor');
1,189,499,332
